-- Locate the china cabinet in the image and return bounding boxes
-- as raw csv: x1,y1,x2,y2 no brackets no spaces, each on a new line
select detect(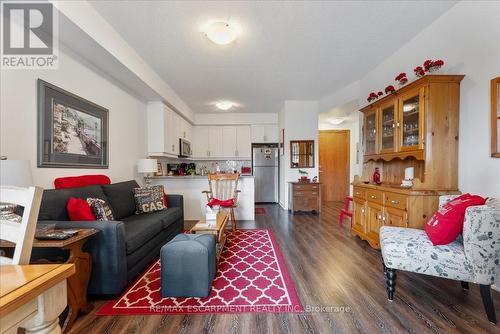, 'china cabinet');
353,75,464,249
